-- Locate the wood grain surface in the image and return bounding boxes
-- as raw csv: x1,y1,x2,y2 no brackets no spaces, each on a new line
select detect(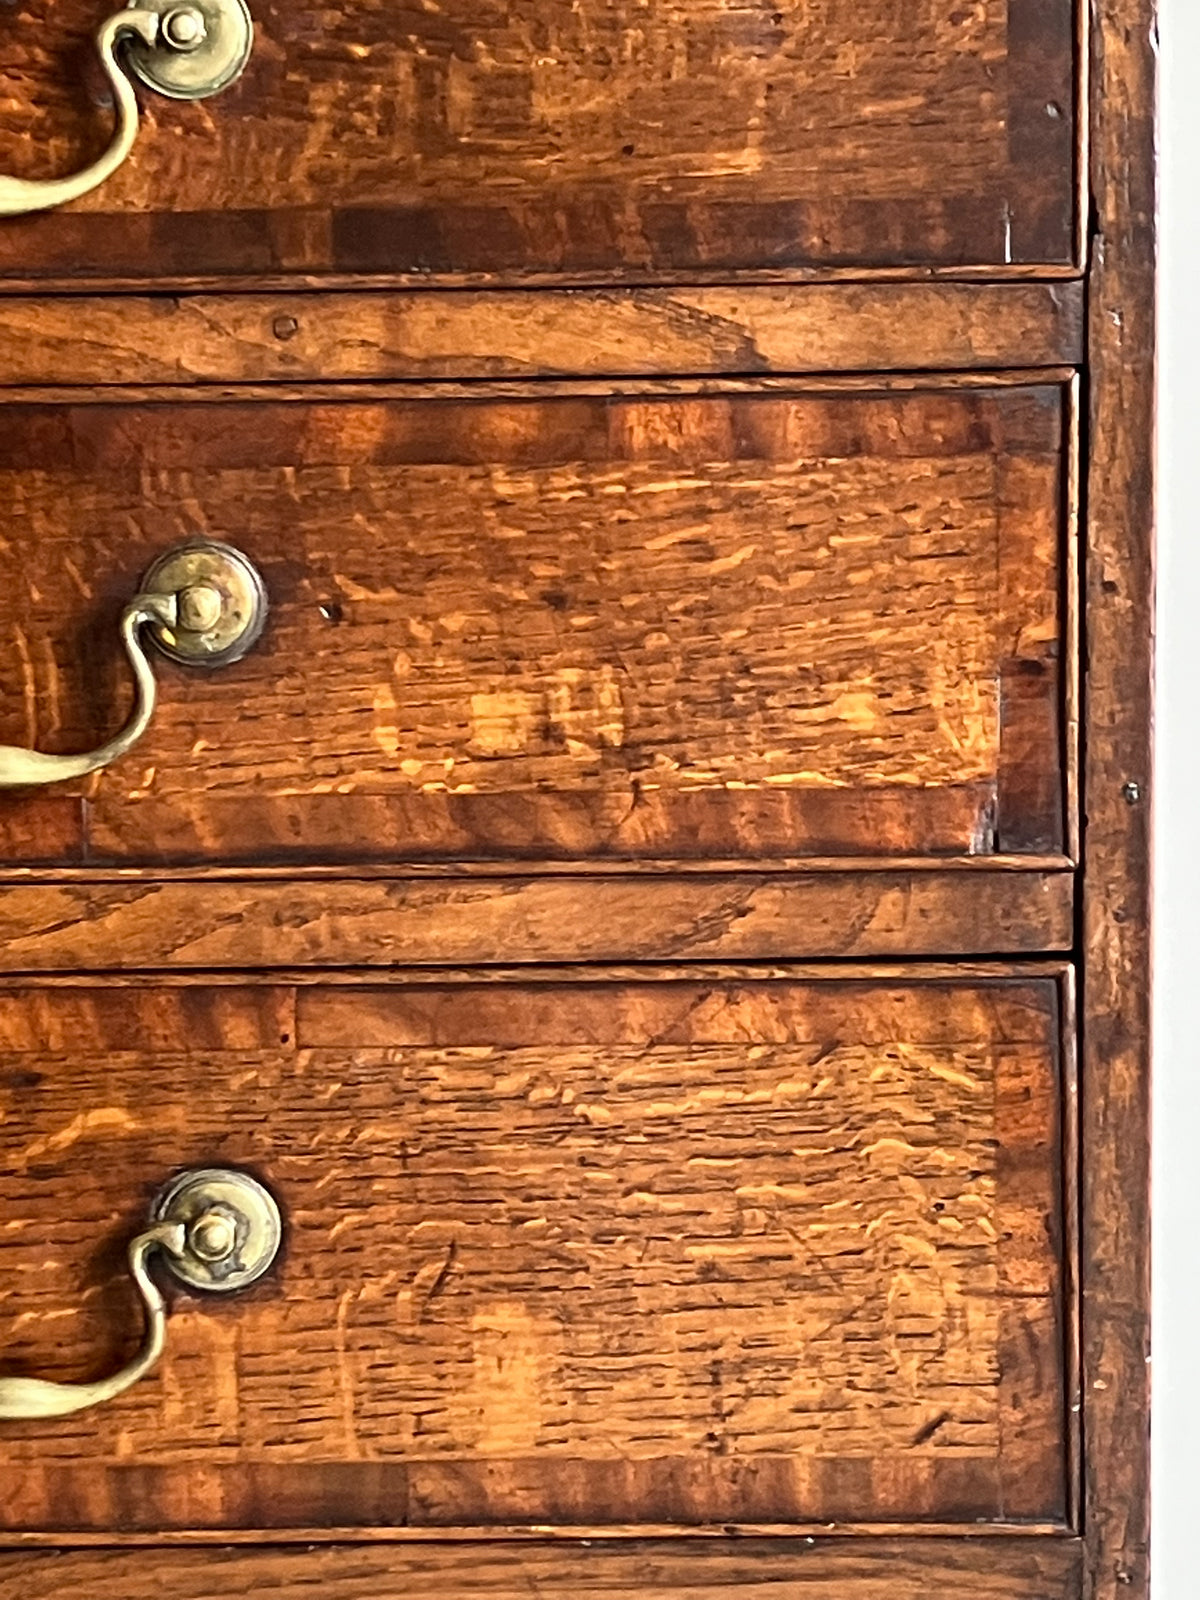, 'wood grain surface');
0,382,1071,871
0,868,1074,969
0,1536,1086,1600
0,3,1148,1598
0,284,1084,388
1080,0,1156,1595
0,972,1072,1534
0,1,1077,286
